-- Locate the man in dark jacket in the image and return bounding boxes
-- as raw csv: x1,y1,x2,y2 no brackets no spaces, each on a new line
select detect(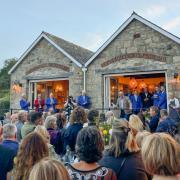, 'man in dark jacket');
0,145,16,180
1,123,19,155
141,87,152,110
149,106,160,132
156,109,177,136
